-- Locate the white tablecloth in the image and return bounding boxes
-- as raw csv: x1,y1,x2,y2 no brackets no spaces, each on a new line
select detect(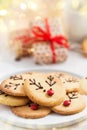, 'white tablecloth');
0,51,87,130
